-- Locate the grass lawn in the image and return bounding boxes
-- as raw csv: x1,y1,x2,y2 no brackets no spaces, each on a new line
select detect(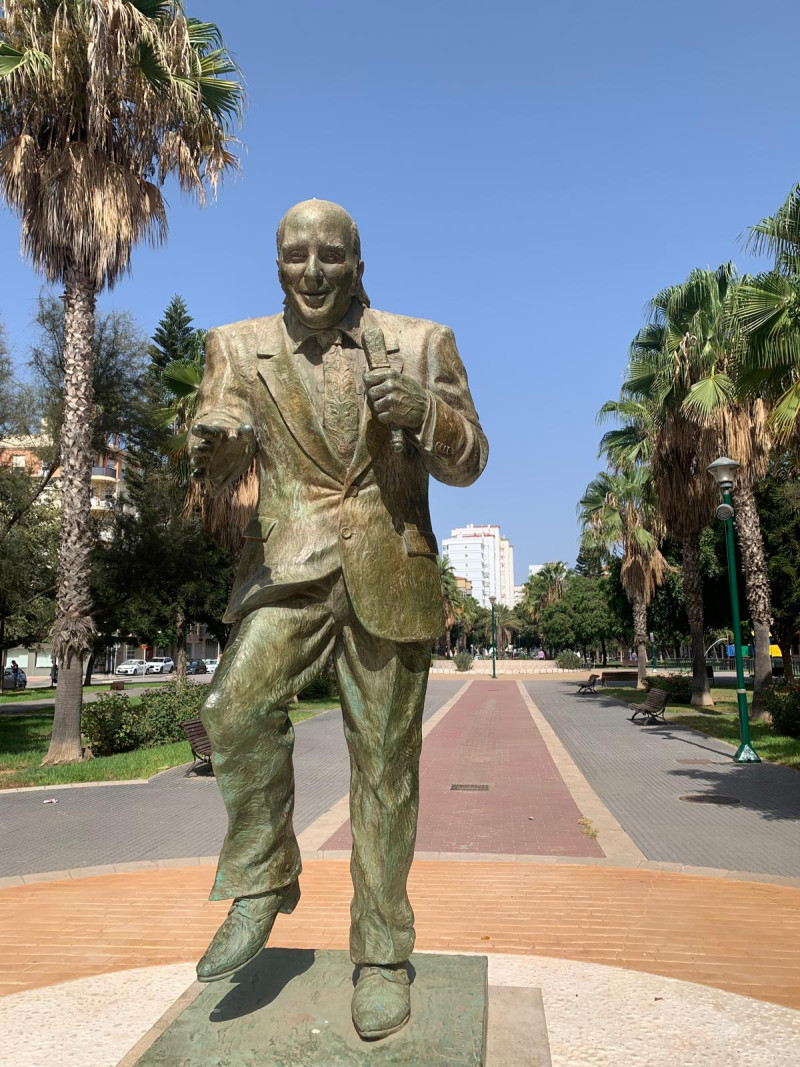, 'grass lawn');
0,681,156,704
0,699,337,789
603,685,800,771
